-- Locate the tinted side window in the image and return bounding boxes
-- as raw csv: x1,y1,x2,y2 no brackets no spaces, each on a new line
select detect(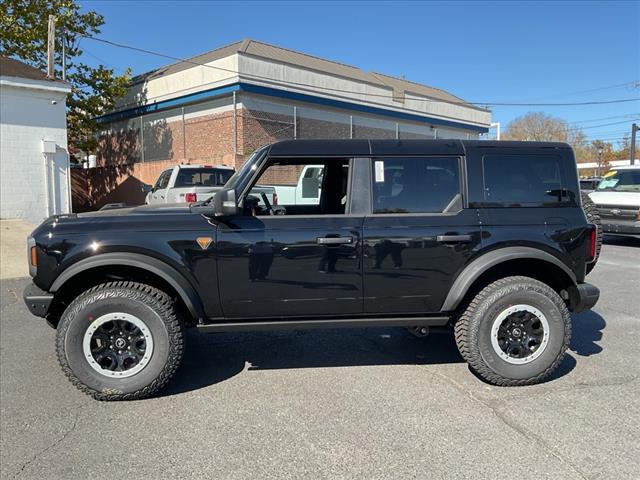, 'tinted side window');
372,157,460,214
482,155,565,206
